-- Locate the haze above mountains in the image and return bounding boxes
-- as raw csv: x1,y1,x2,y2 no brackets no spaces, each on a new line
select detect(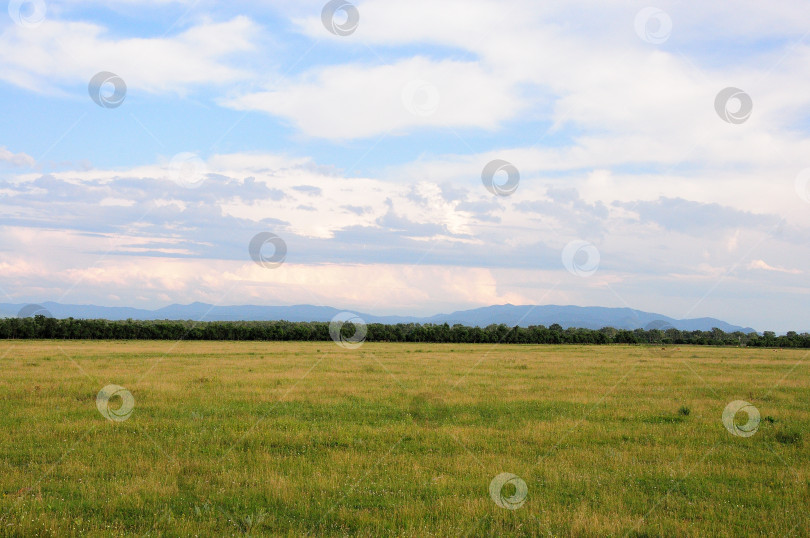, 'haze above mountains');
0,302,757,333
